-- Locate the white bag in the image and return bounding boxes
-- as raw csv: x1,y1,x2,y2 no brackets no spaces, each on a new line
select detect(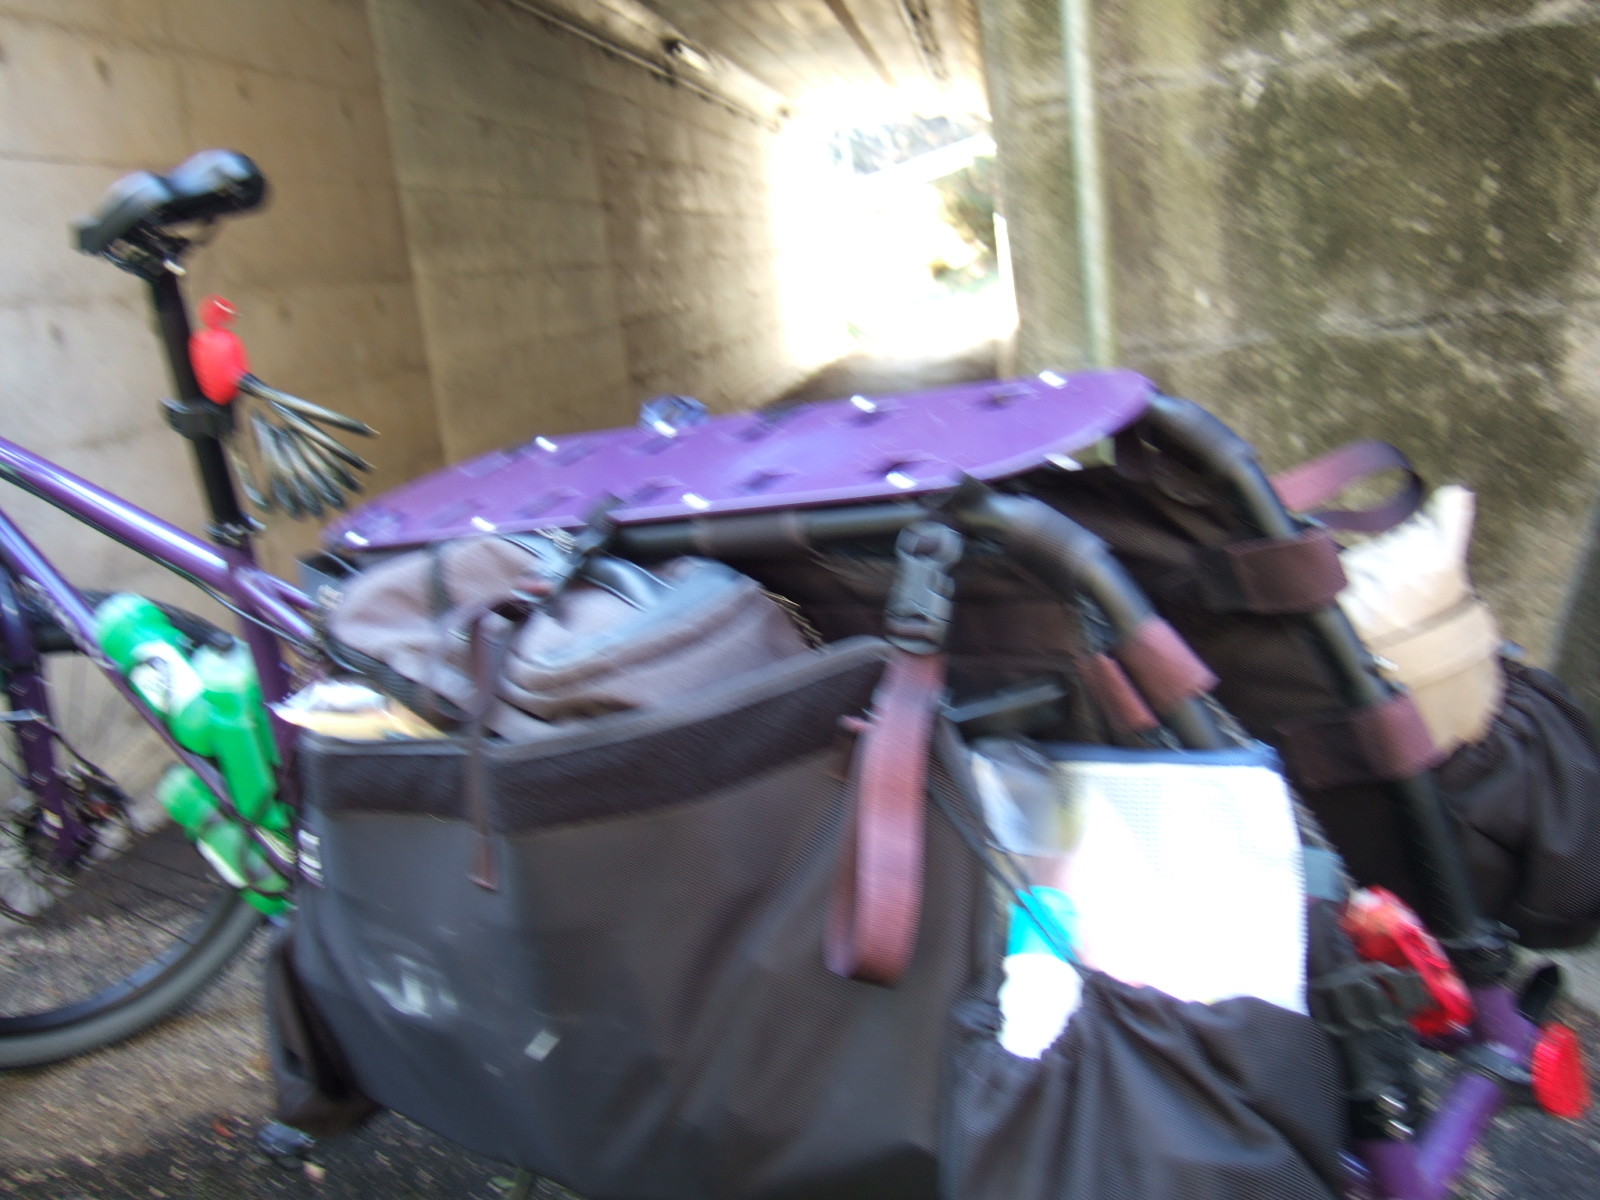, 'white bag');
972,743,1308,1019
1337,485,1503,753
